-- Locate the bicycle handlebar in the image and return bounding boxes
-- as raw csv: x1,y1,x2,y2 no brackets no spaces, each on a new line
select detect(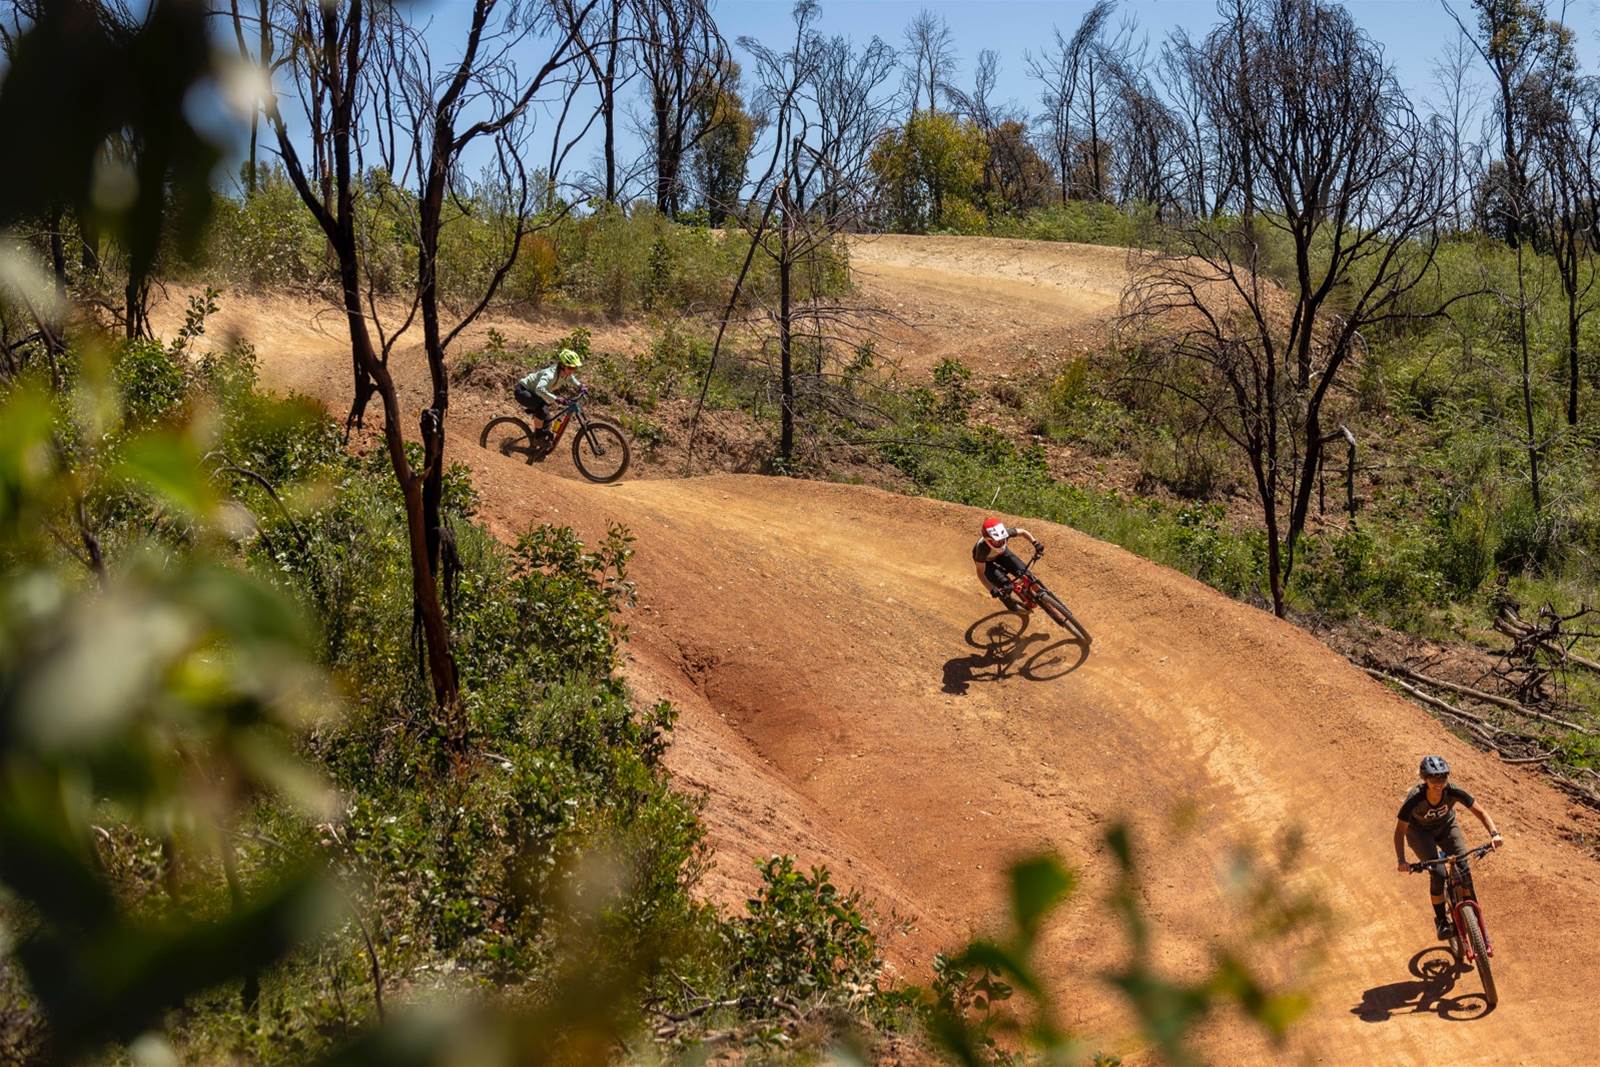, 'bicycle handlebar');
1407,841,1497,873
552,386,589,415
1017,543,1045,573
